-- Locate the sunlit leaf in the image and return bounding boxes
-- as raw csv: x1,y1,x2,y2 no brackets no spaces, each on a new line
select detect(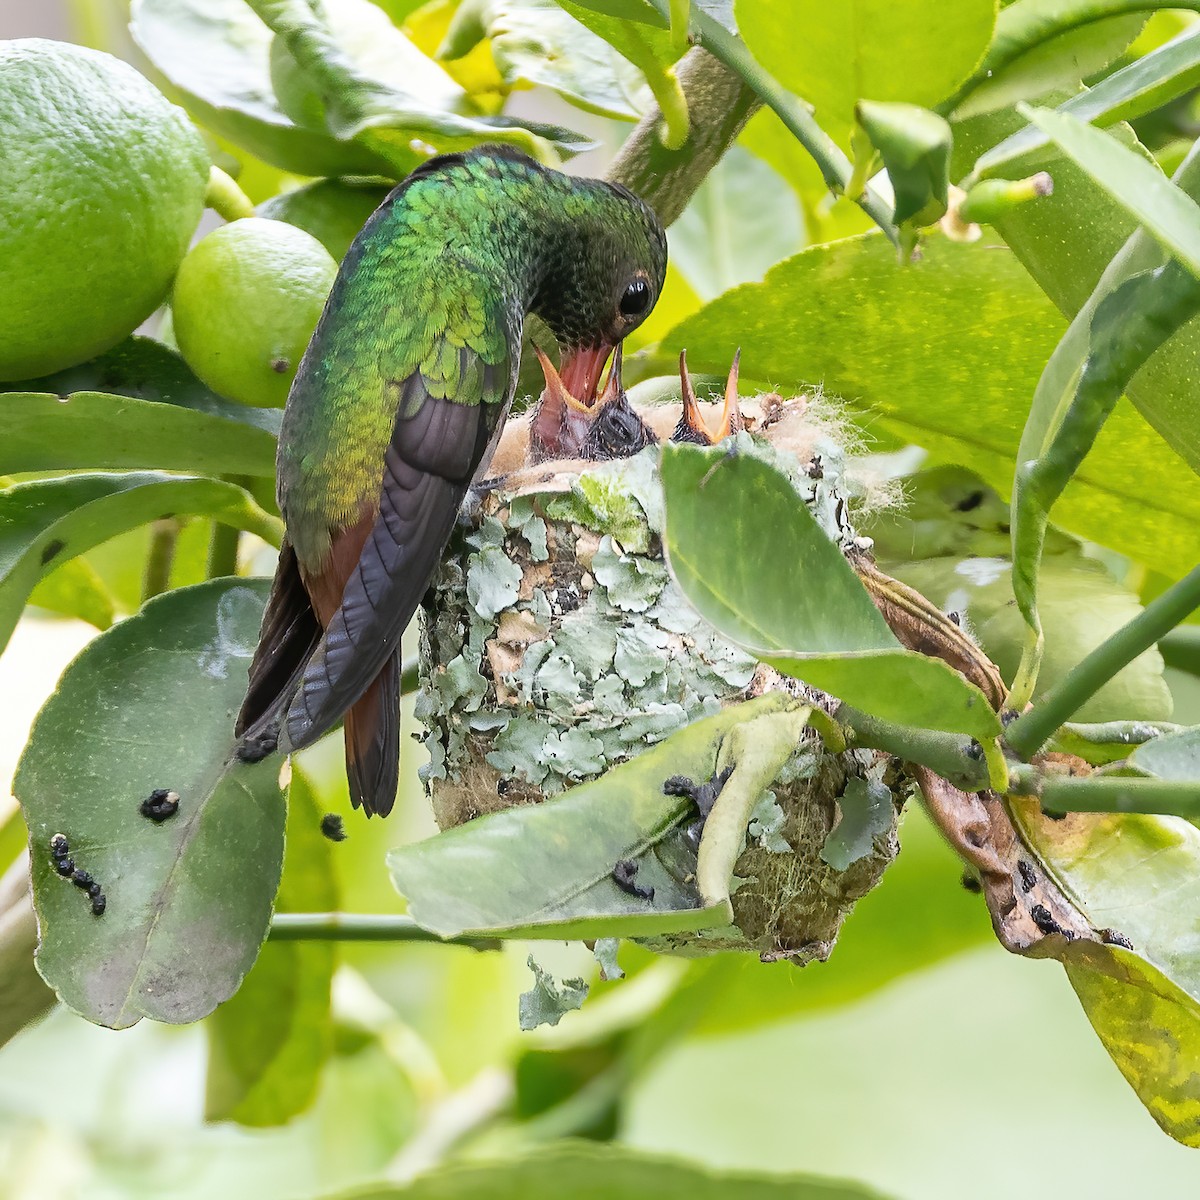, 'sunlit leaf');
736,0,995,143
868,467,1172,722
1021,104,1200,277
26,558,116,632
974,26,1200,178
15,579,284,1029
